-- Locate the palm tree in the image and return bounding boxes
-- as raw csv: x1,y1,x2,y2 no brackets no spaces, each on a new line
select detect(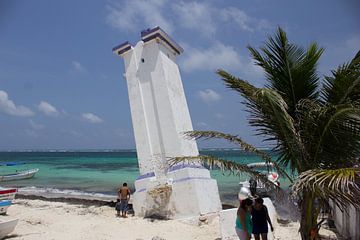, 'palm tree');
173,28,360,239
